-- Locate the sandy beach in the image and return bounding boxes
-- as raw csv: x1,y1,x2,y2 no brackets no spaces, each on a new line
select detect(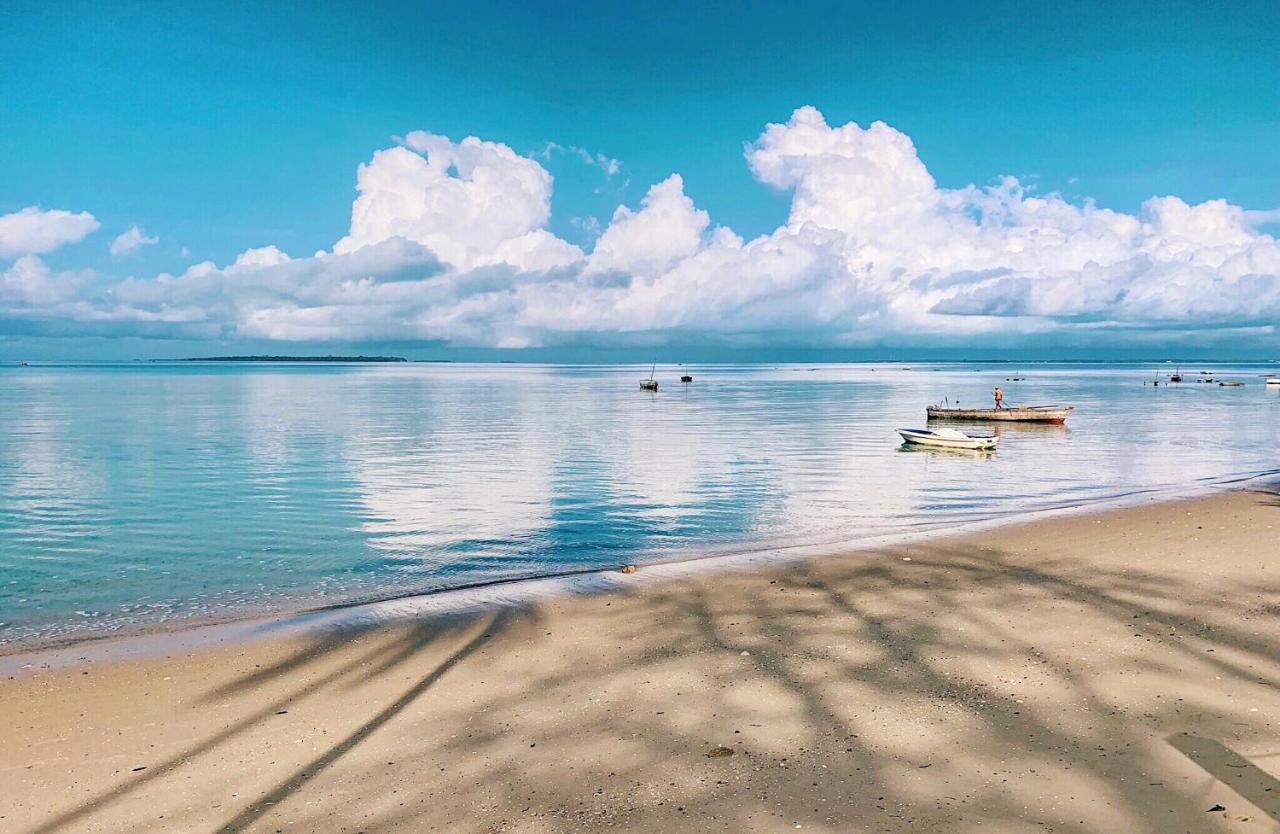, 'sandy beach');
3,486,1280,833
